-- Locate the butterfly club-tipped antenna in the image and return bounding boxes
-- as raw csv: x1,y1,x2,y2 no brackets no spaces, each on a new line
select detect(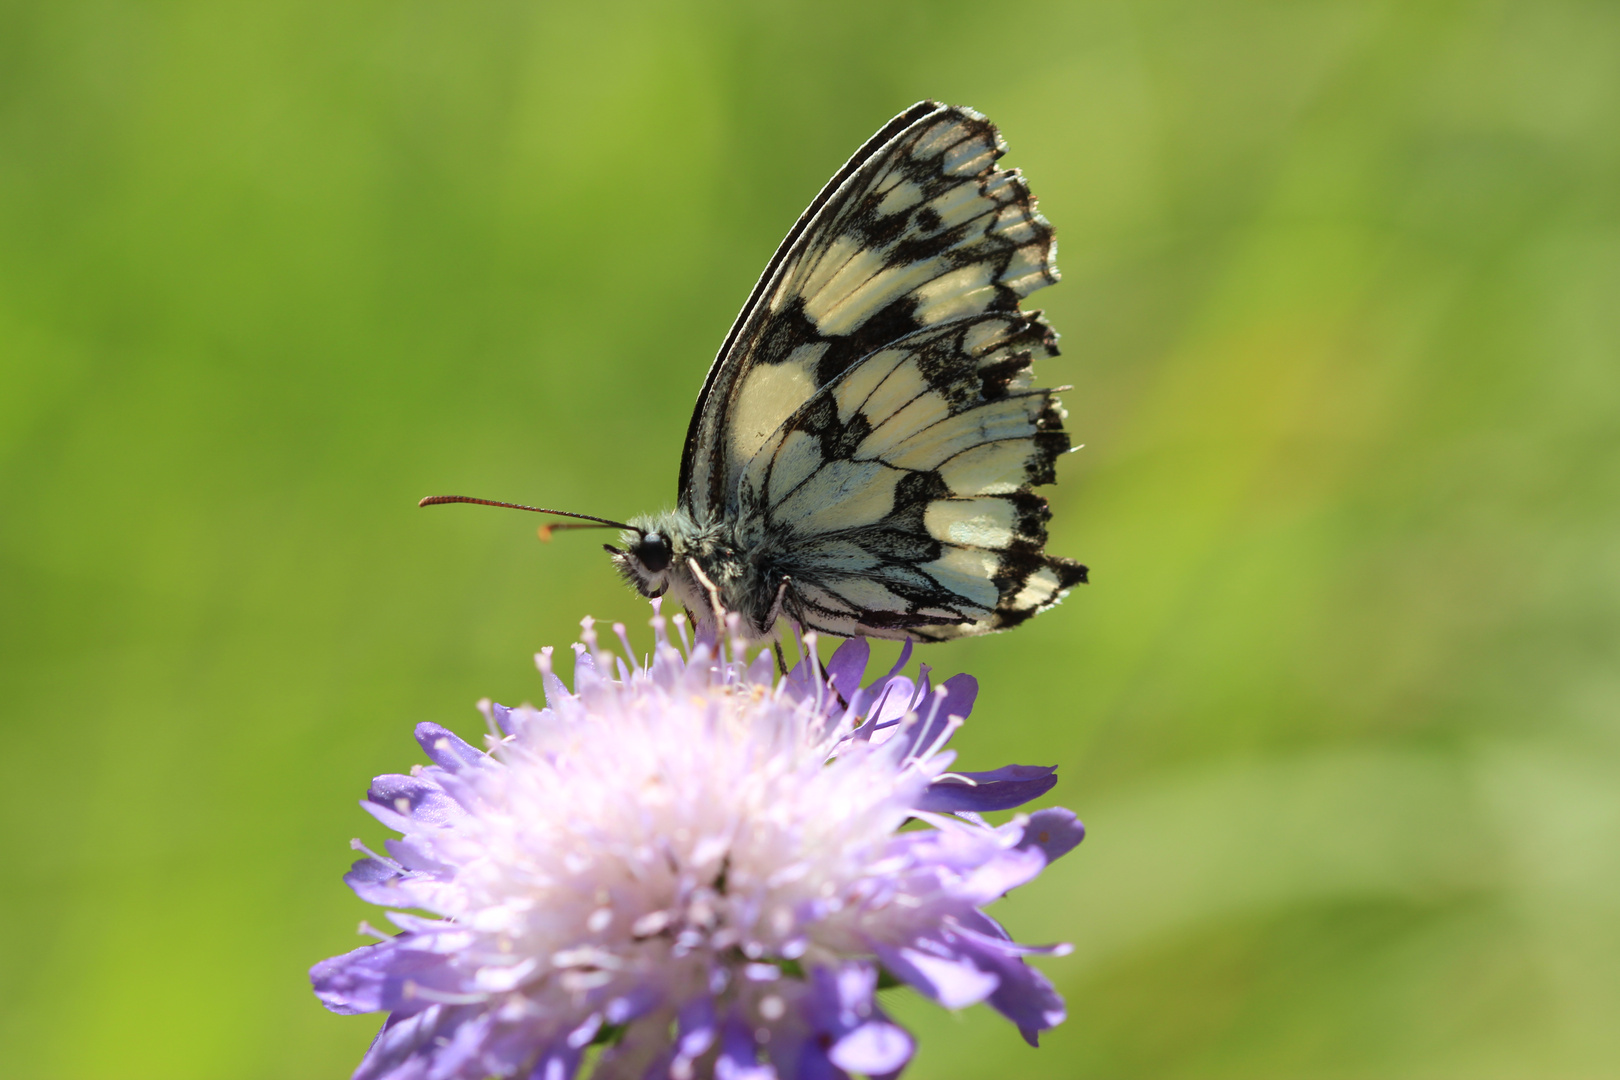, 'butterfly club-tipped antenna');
417,495,636,544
